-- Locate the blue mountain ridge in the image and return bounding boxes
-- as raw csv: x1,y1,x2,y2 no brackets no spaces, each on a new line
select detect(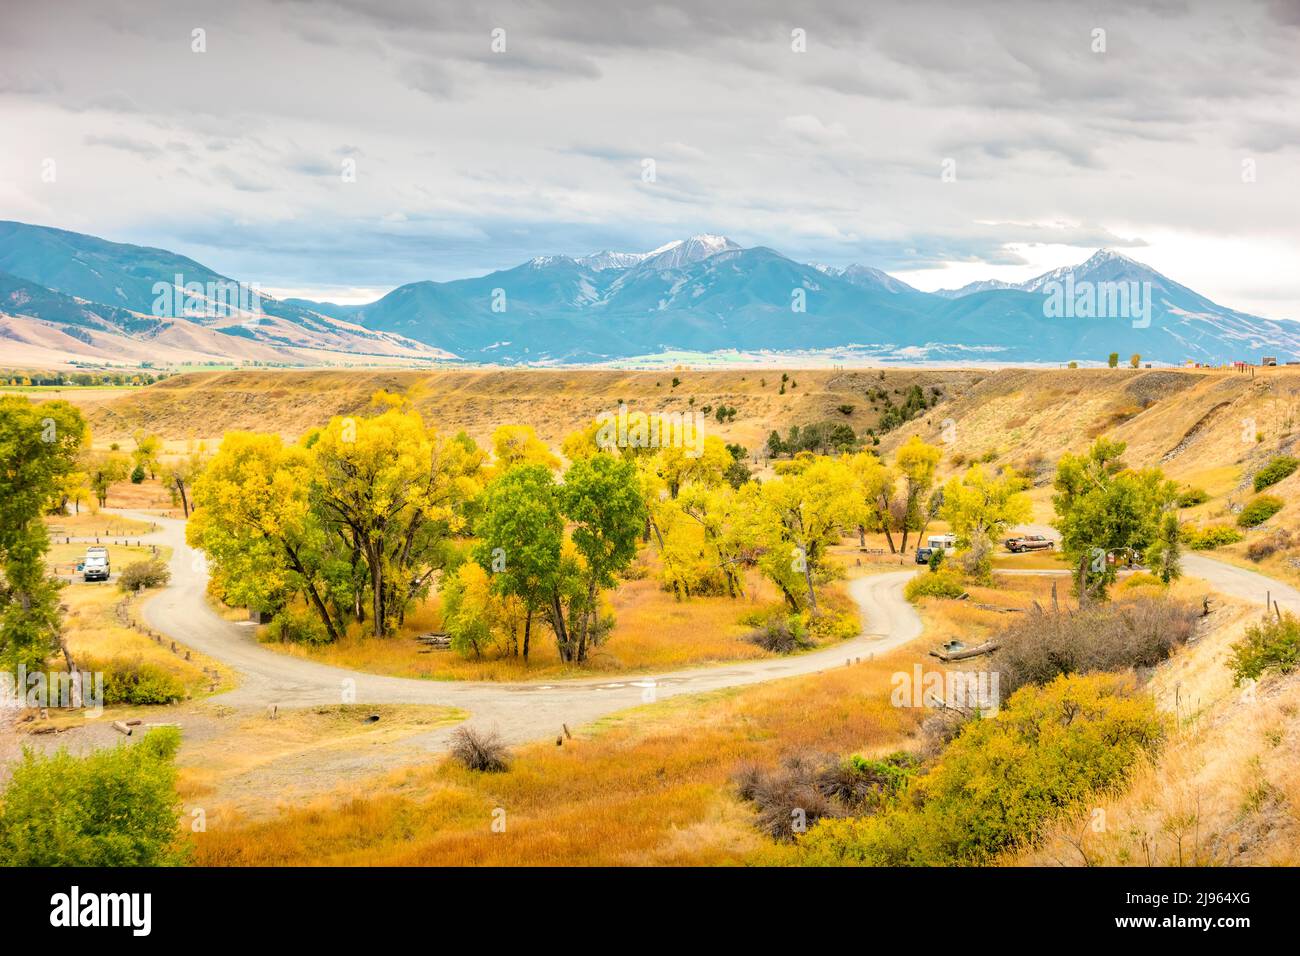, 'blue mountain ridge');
2,221,1296,366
